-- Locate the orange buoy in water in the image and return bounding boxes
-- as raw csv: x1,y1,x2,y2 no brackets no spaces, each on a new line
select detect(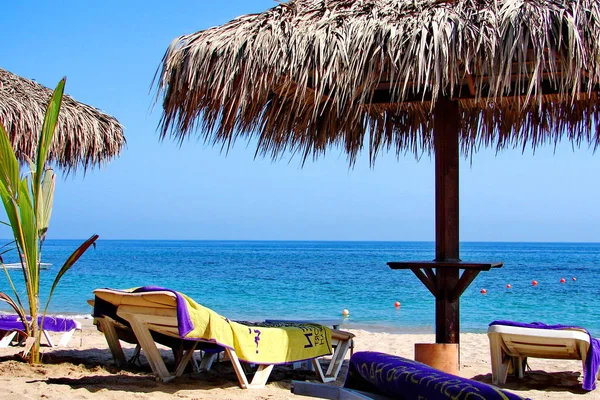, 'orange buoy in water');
480,288,487,294
394,301,401,308
342,309,350,317
560,278,566,283
532,280,538,286
506,284,512,289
